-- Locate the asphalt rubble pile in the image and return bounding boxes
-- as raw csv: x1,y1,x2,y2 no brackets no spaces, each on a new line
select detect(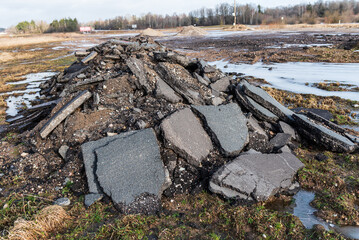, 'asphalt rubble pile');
1,36,358,215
